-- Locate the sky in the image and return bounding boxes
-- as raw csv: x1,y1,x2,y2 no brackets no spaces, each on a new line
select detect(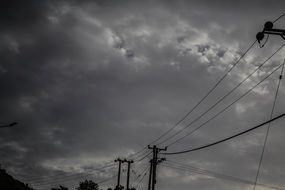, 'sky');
1,0,285,190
